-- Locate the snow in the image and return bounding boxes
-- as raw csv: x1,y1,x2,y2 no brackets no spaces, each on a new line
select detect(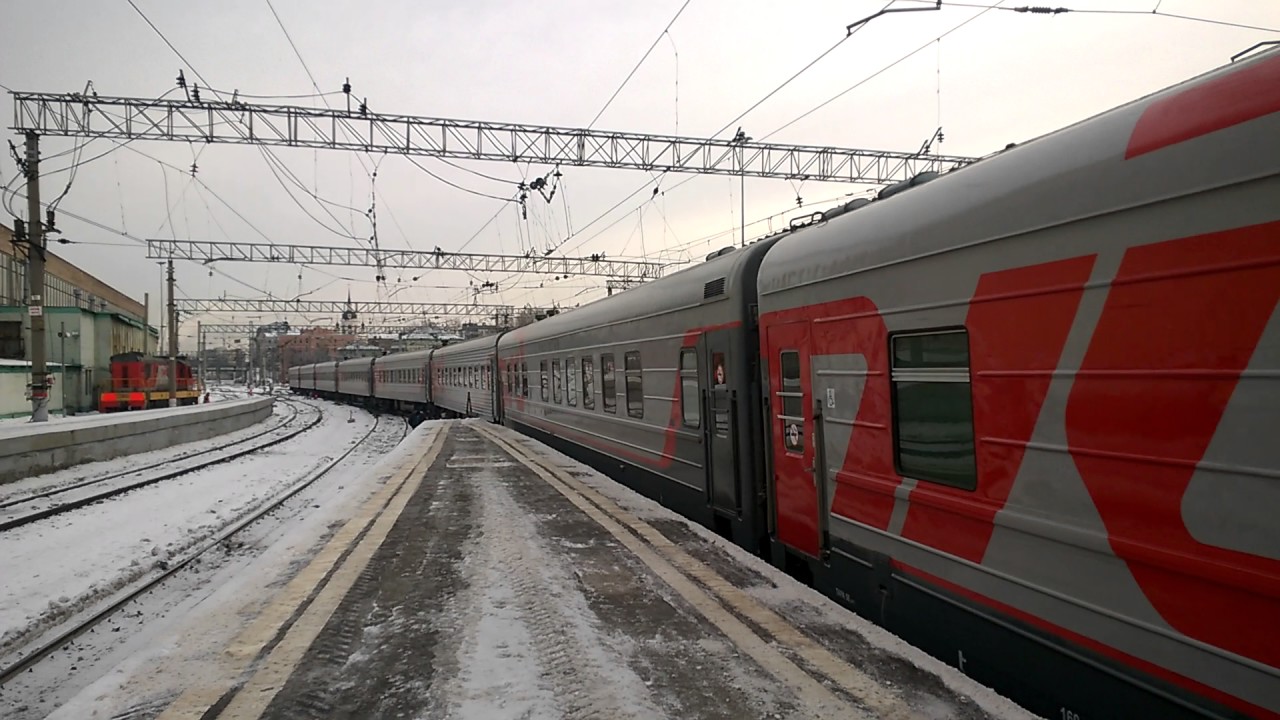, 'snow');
495,426,1039,720
0,396,268,442
0,400,292,506
0,399,374,661
35,416,420,719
